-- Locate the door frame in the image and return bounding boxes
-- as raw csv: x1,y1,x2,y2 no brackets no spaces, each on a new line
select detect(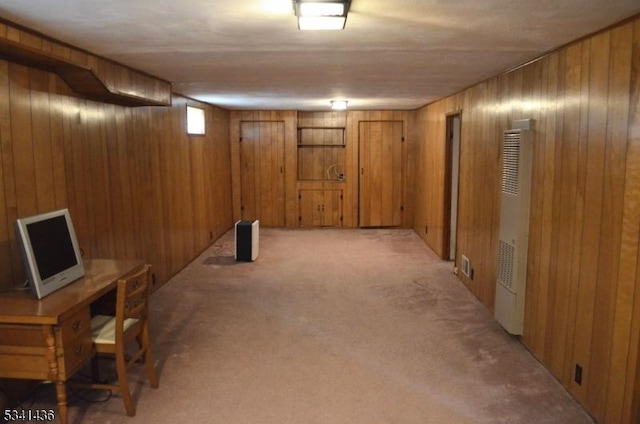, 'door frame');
443,112,462,261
